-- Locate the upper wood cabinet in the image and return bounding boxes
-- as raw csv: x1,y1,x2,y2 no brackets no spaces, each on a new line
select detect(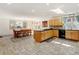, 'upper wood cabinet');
49,16,64,27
